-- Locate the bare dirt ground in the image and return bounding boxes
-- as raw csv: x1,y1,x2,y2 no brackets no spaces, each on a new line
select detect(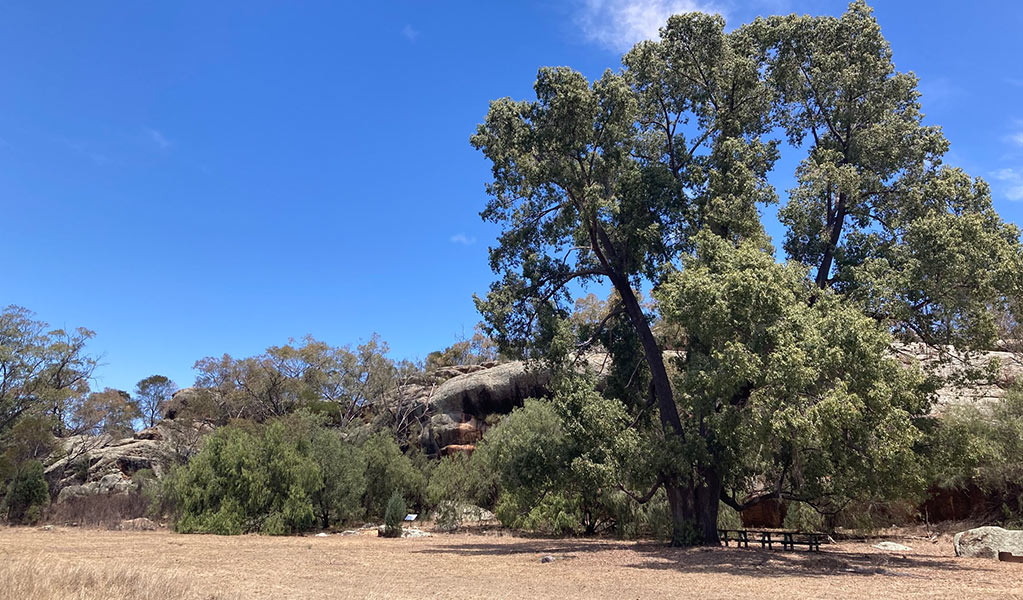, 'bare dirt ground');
1,526,1021,600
